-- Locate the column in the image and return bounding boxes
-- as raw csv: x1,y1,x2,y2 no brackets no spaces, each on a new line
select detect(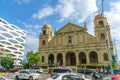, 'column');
86,52,90,64
62,53,66,67
76,52,79,65
98,51,103,64
54,53,57,66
